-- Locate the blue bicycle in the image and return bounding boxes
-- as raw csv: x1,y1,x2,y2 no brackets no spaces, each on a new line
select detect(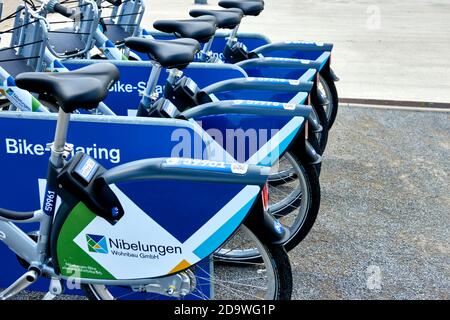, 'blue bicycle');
0,63,293,300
